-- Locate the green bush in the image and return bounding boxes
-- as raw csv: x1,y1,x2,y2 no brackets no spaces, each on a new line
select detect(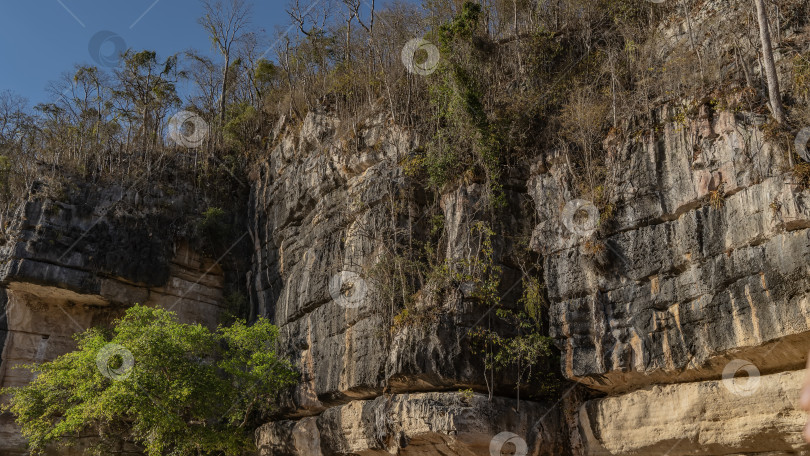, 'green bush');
1,304,297,456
